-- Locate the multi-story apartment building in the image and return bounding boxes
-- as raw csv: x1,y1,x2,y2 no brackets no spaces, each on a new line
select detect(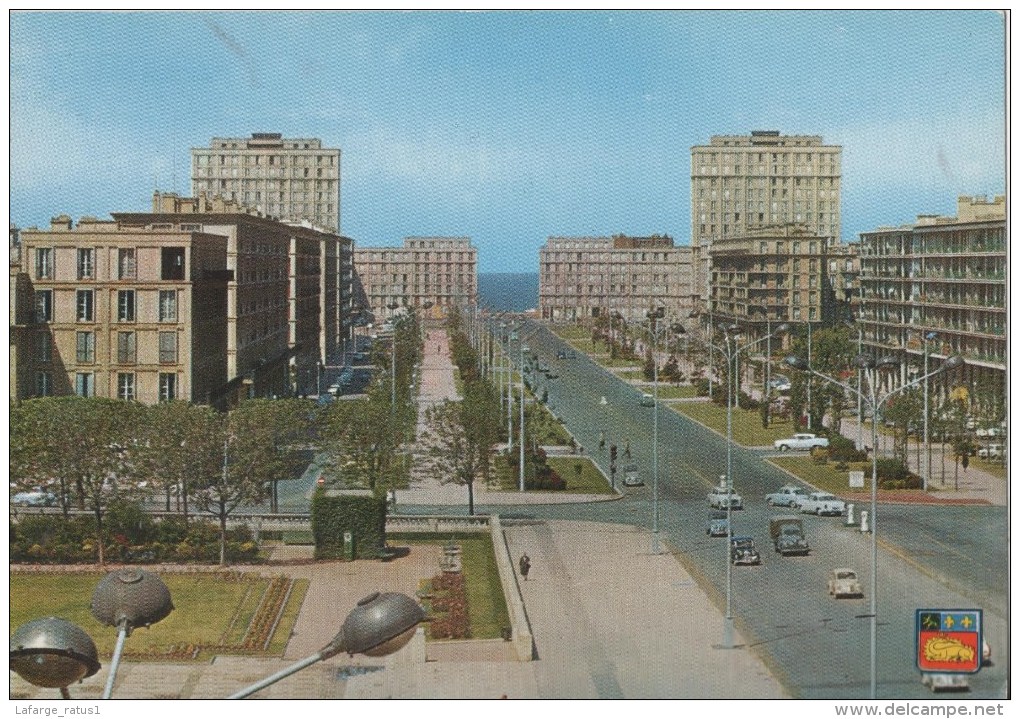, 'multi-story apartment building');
110,192,354,401
354,237,478,321
691,130,842,303
858,195,1005,402
12,215,230,405
538,235,695,322
191,133,341,233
